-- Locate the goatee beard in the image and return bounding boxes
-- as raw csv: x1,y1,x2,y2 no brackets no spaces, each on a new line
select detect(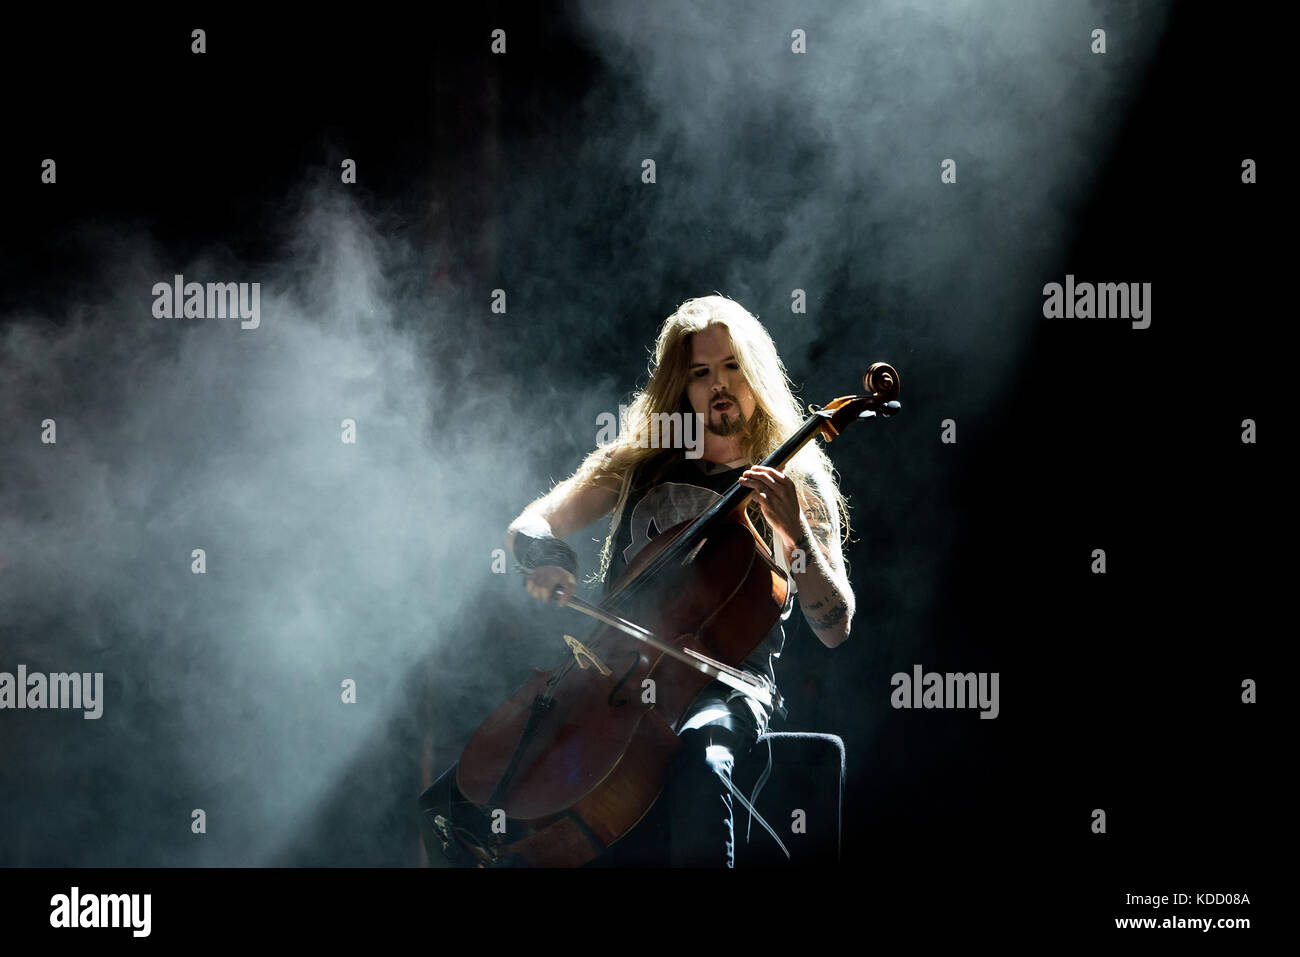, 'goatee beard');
706,407,747,437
